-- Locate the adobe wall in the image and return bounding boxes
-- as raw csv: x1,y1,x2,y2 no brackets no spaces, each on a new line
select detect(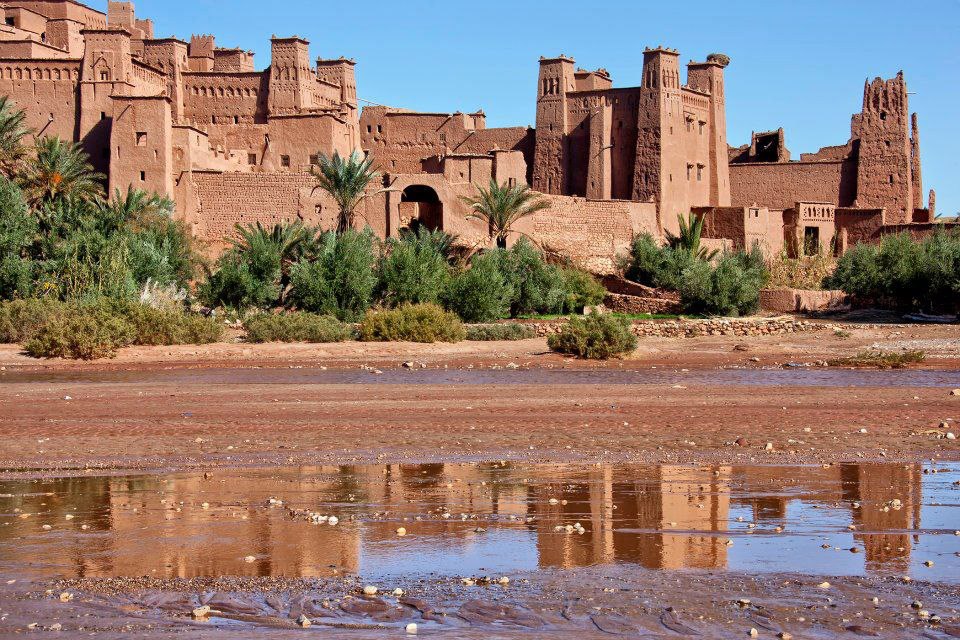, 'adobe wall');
515,196,659,273
0,60,79,141
729,160,855,210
